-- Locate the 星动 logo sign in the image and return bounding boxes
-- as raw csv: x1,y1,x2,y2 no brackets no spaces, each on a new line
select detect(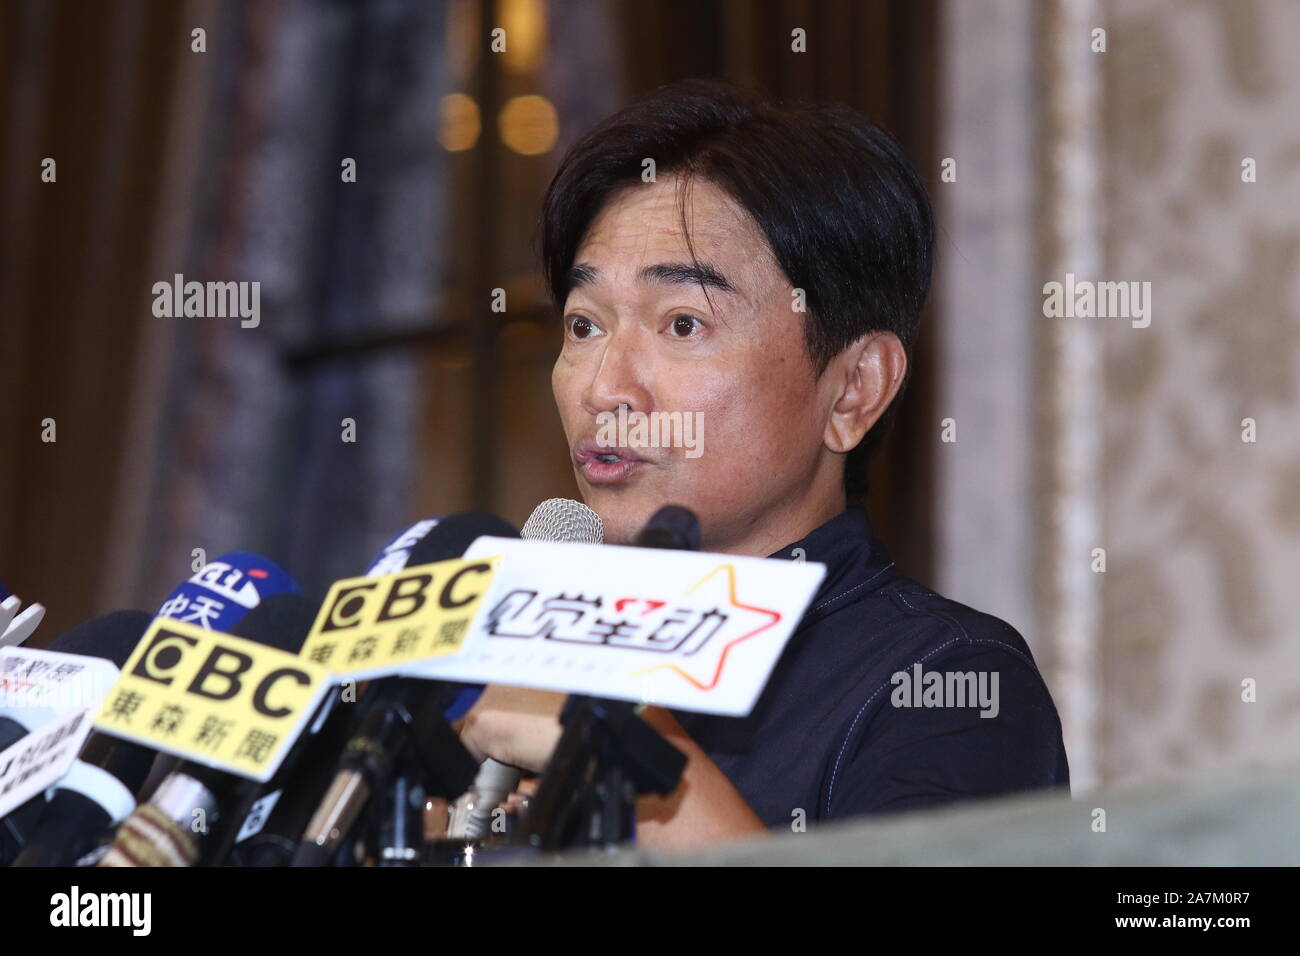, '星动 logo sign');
482,562,781,692
425,534,826,717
